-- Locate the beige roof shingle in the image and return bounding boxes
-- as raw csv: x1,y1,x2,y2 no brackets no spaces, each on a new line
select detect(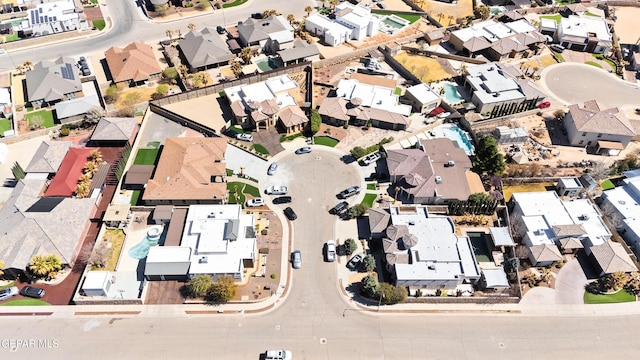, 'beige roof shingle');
105,42,162,83
568,100,637,137
530,243,563,263
590,241,638,274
